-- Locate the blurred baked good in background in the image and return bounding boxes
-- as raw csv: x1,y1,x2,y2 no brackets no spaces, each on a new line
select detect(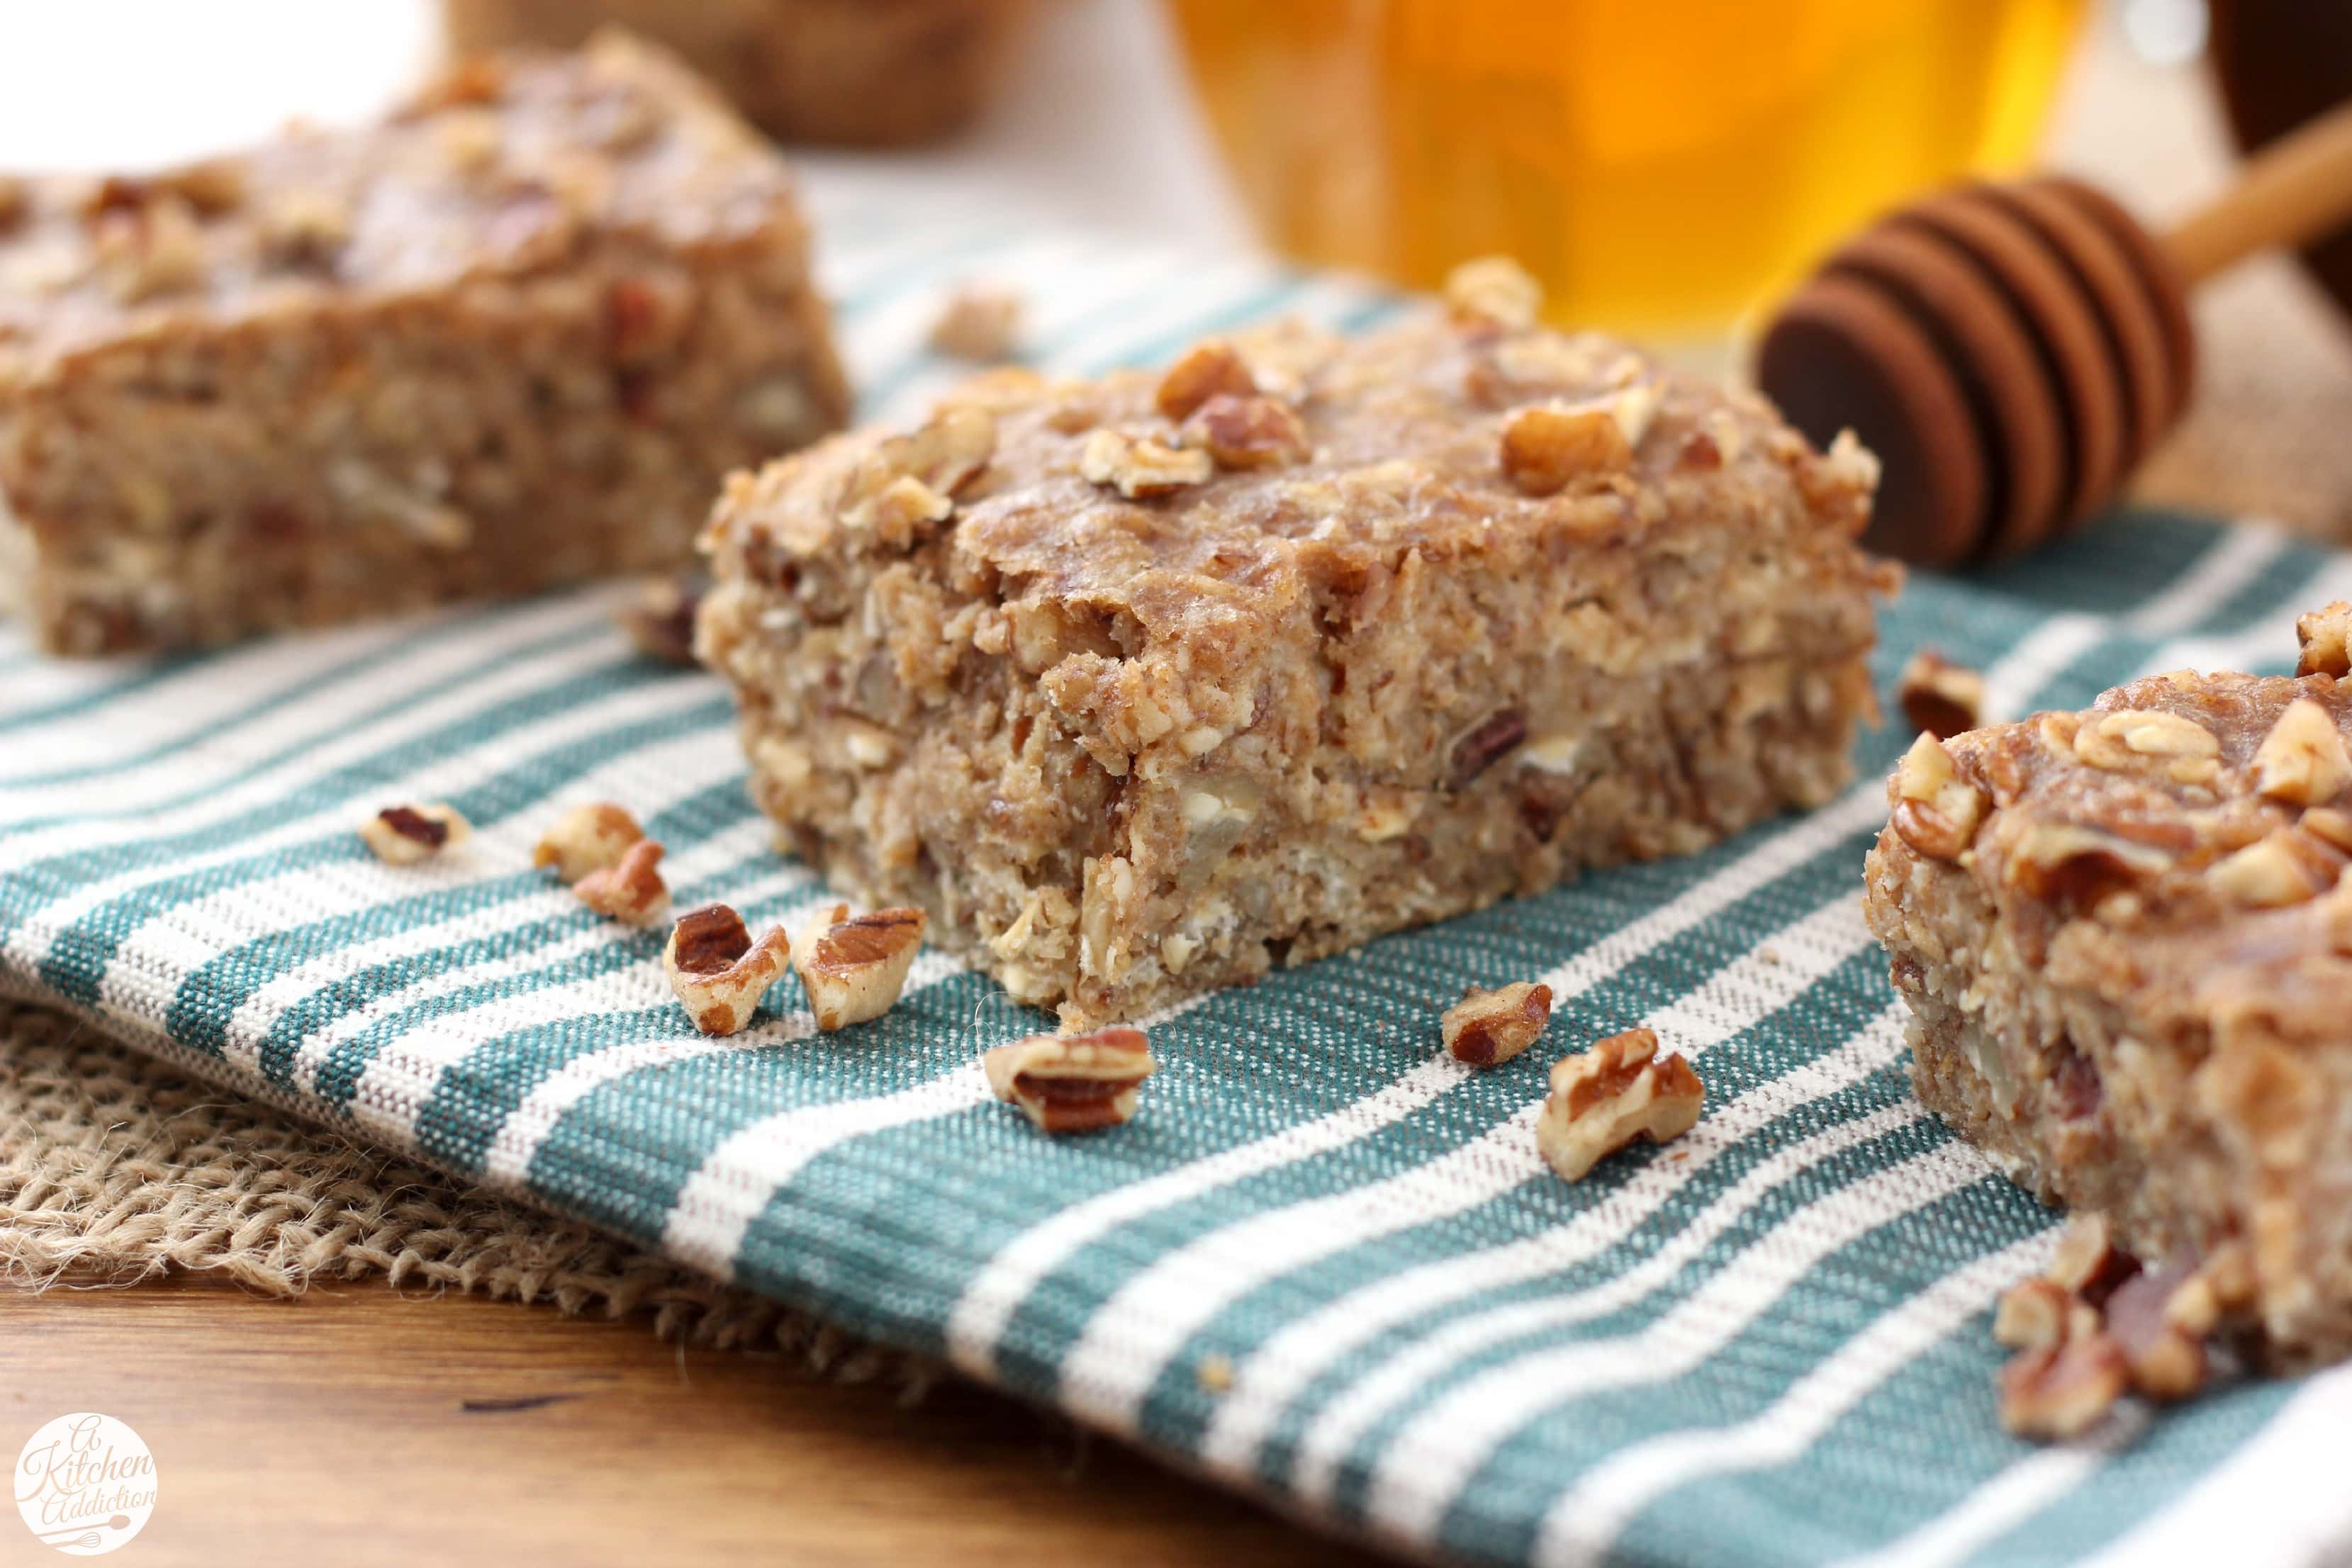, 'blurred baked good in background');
444,0,1041,146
